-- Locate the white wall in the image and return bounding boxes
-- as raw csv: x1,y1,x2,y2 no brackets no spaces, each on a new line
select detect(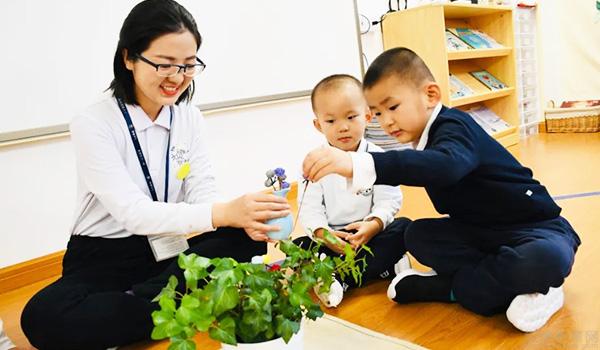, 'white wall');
538,1,600,103
203,99,323,201
0,98,323,268
0,139,76,267
0,0,361,135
